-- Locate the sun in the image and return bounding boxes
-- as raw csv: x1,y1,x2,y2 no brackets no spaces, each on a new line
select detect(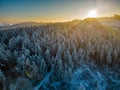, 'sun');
88,10,97,18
